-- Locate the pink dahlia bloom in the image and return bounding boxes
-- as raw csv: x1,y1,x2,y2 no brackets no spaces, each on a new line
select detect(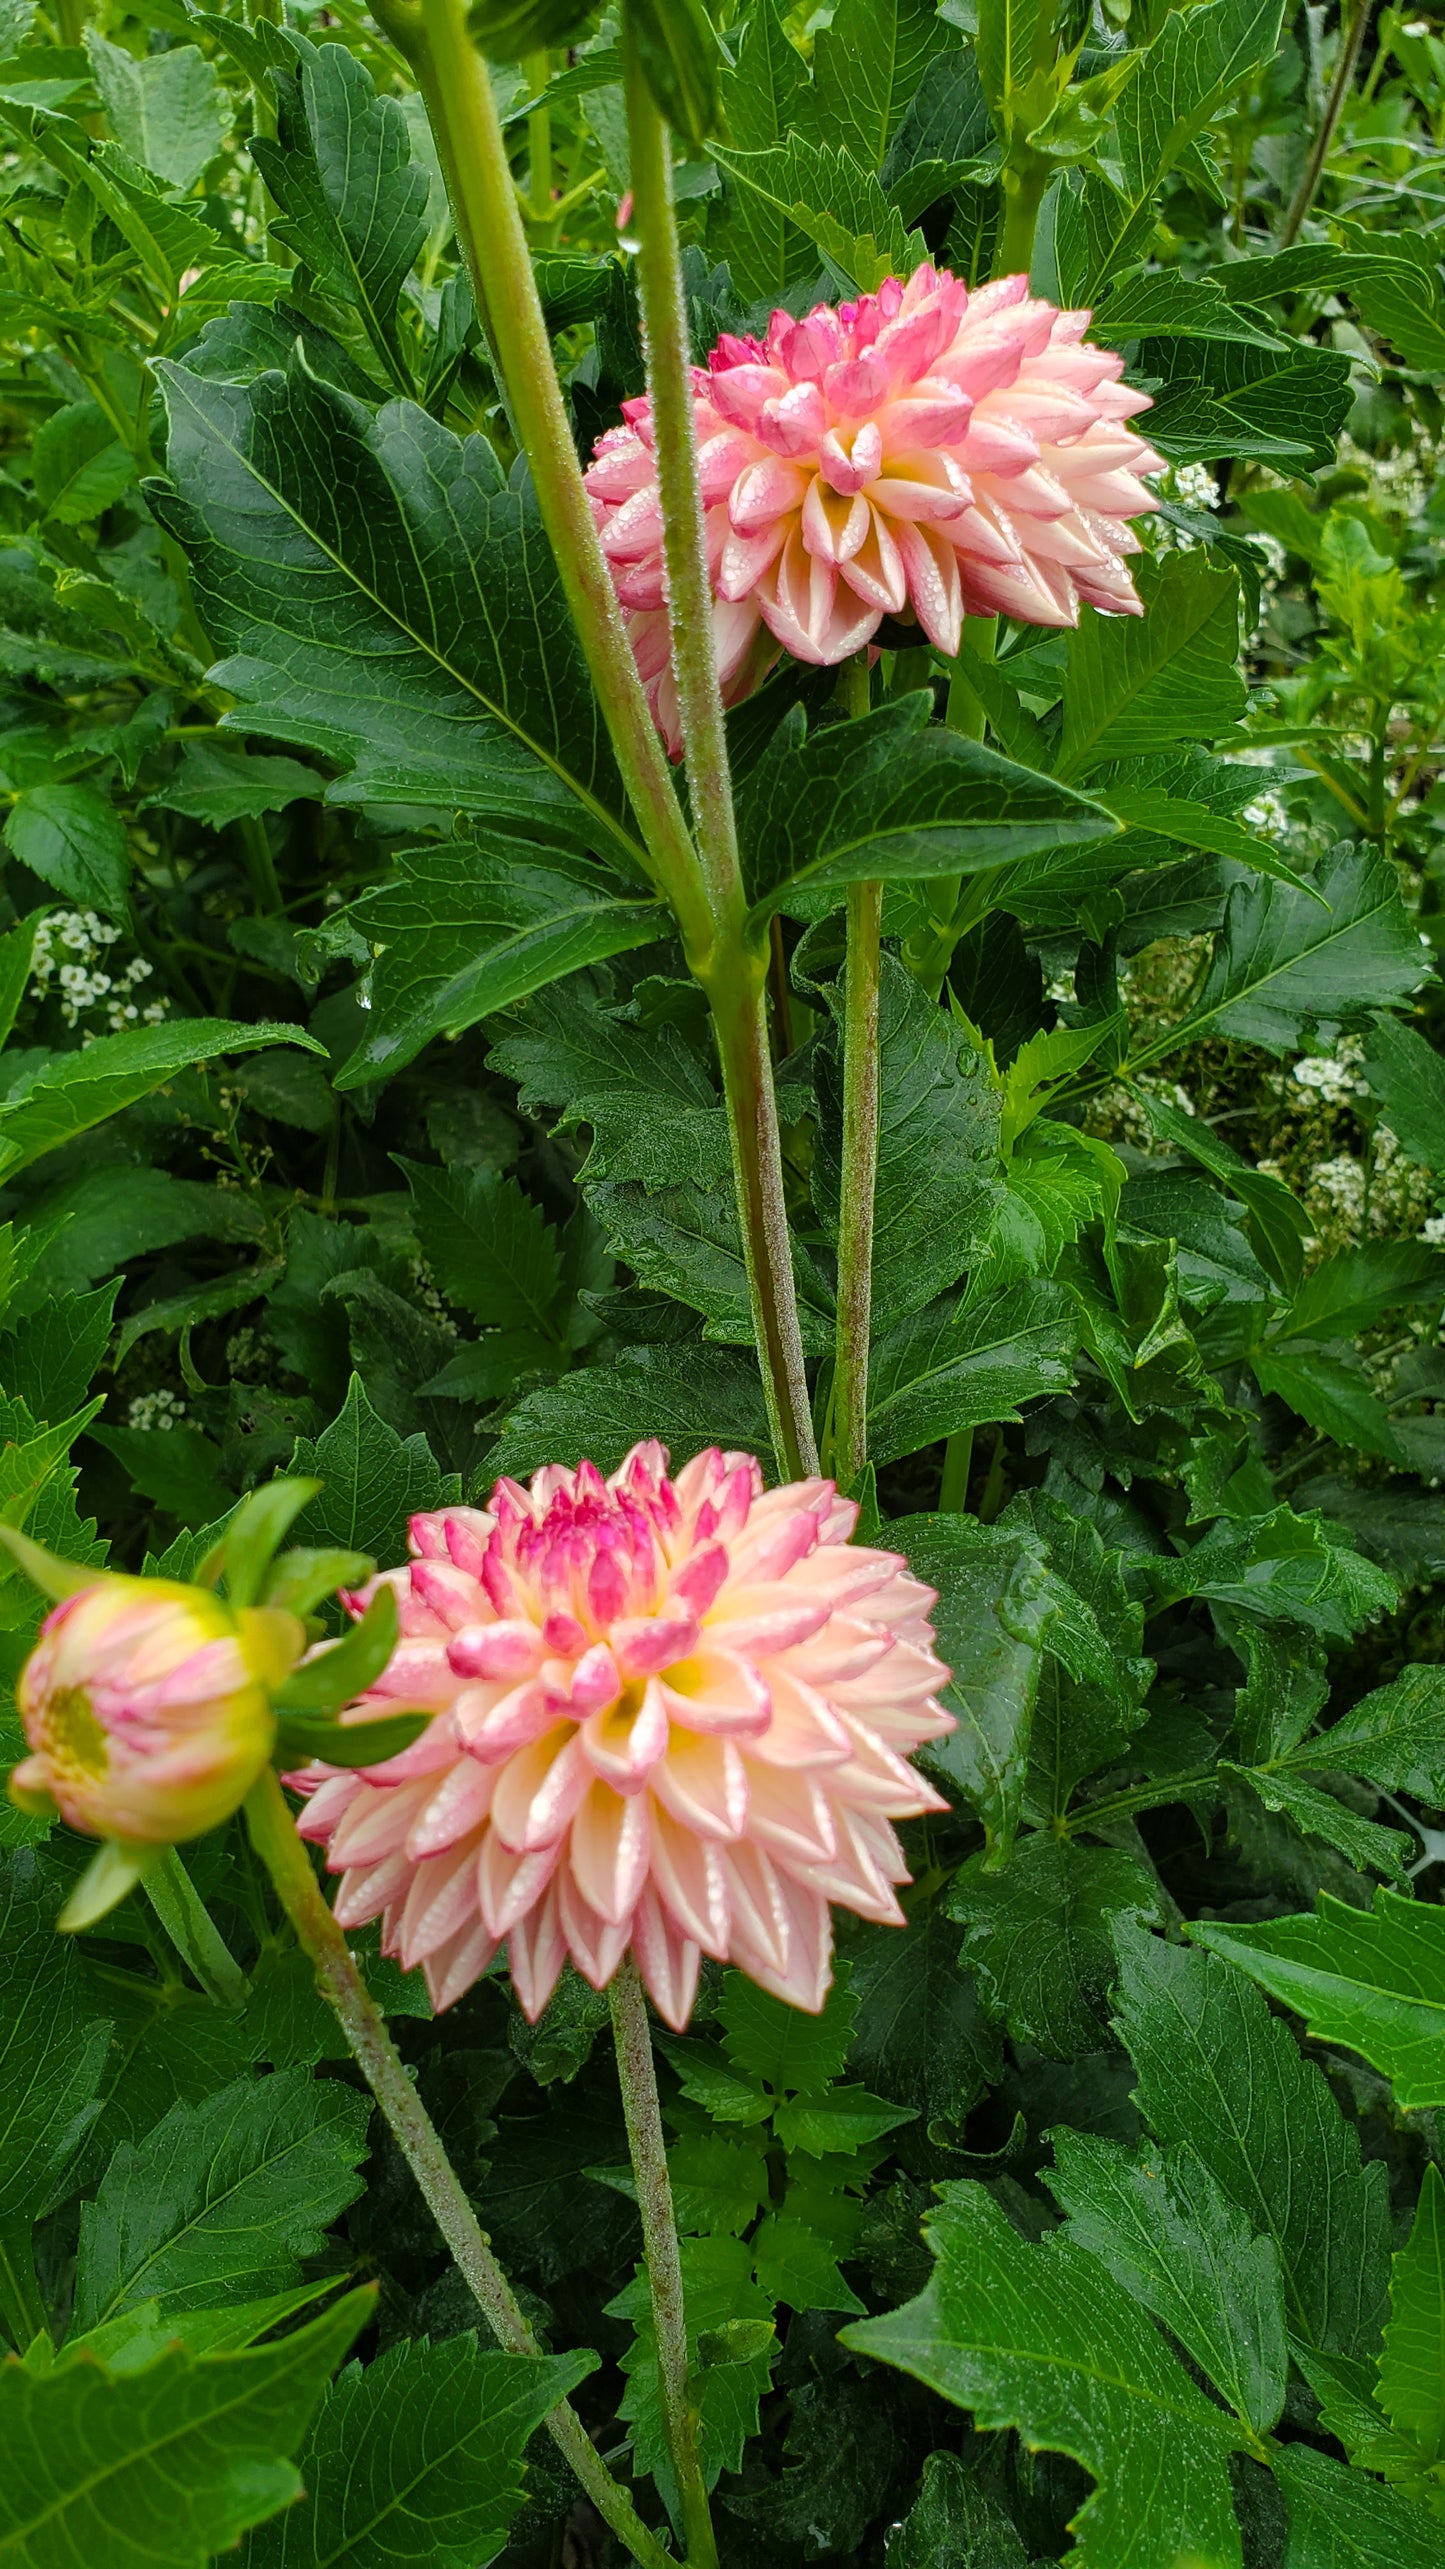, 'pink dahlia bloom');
584,264,1162,751
291,1442,953,2029
10,1578,286,1844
